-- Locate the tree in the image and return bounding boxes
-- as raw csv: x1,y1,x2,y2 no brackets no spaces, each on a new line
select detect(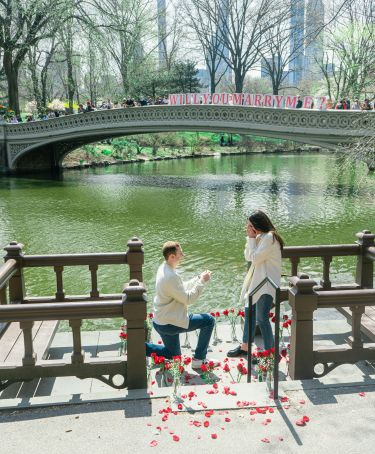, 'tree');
85,0,155,95
316,0,375,100
169,60,201,93
185,0,229,93
0,0,67,113
215,0,277,93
